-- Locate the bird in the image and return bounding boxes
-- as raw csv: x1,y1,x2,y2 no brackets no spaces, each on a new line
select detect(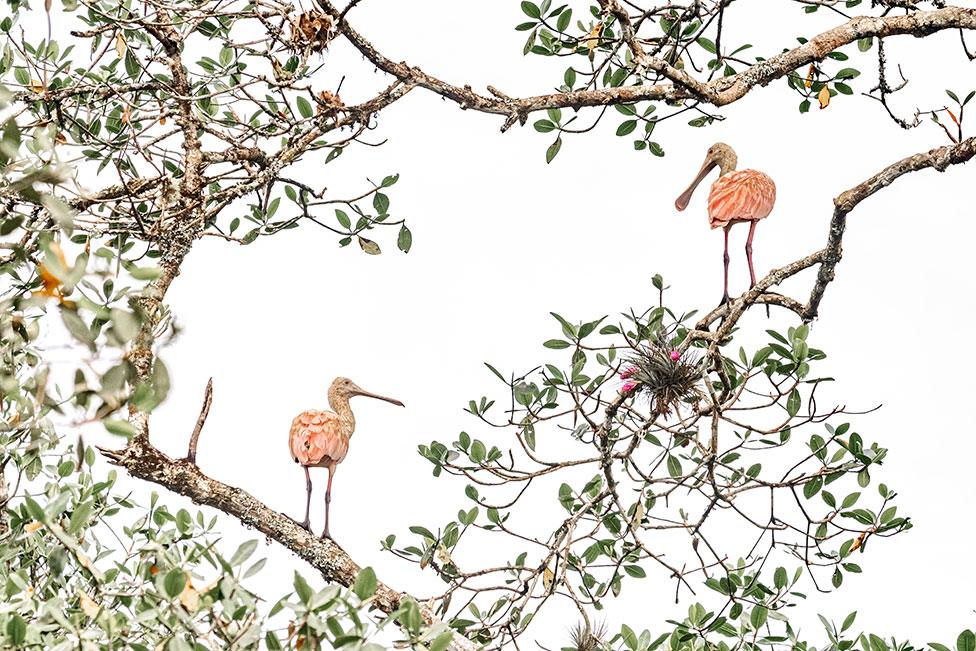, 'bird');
674,142,776,309
289,376,404,538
